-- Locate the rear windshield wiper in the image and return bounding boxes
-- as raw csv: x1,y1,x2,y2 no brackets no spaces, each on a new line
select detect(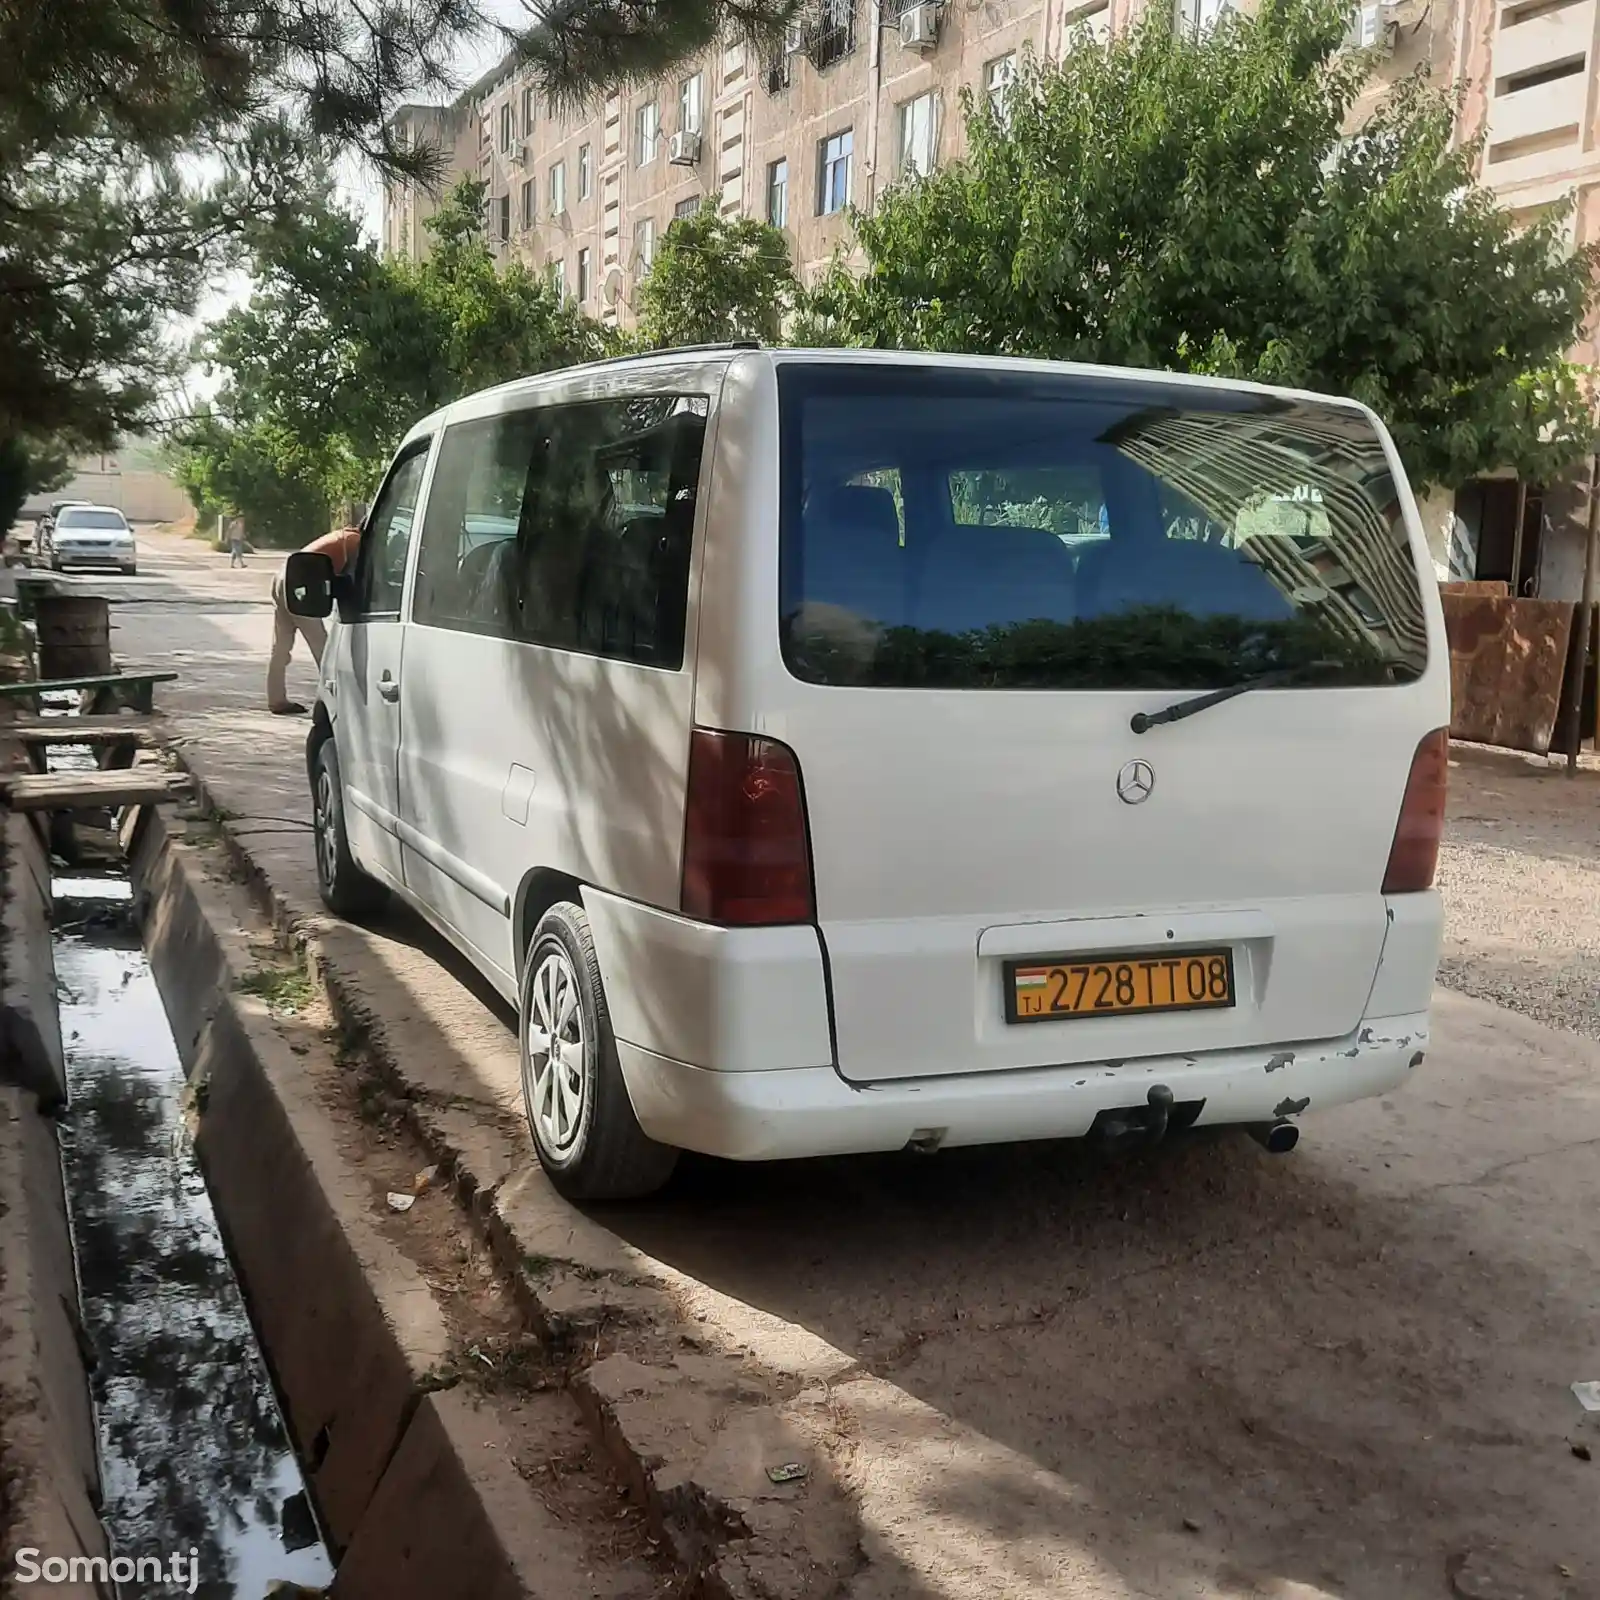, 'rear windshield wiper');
1130,659,1350,735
